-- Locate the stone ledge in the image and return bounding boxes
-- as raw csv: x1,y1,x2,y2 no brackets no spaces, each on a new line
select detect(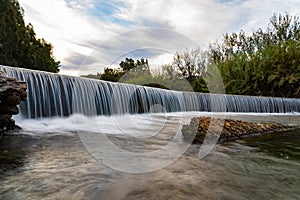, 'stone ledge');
182,117,298,144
